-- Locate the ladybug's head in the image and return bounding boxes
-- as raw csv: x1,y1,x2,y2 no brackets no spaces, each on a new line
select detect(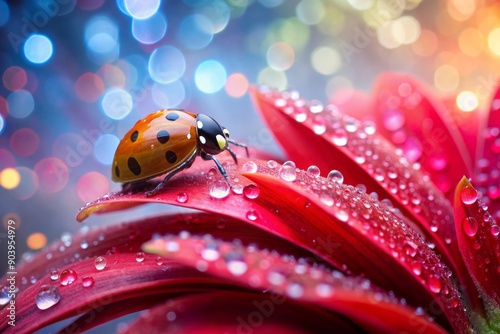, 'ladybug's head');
195,114,230,155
